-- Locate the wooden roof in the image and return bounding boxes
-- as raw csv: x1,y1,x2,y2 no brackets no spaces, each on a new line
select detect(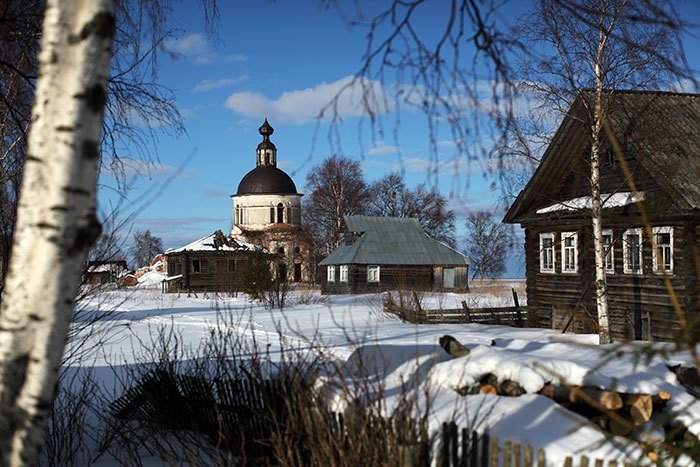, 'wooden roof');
503,90,700,224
